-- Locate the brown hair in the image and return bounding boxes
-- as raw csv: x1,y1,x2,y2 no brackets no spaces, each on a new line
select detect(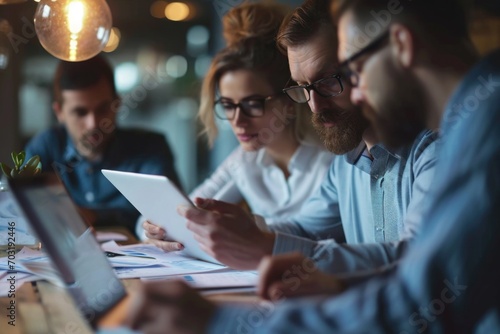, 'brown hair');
277,0,336,55
199,2,315,146
53,55,117,104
